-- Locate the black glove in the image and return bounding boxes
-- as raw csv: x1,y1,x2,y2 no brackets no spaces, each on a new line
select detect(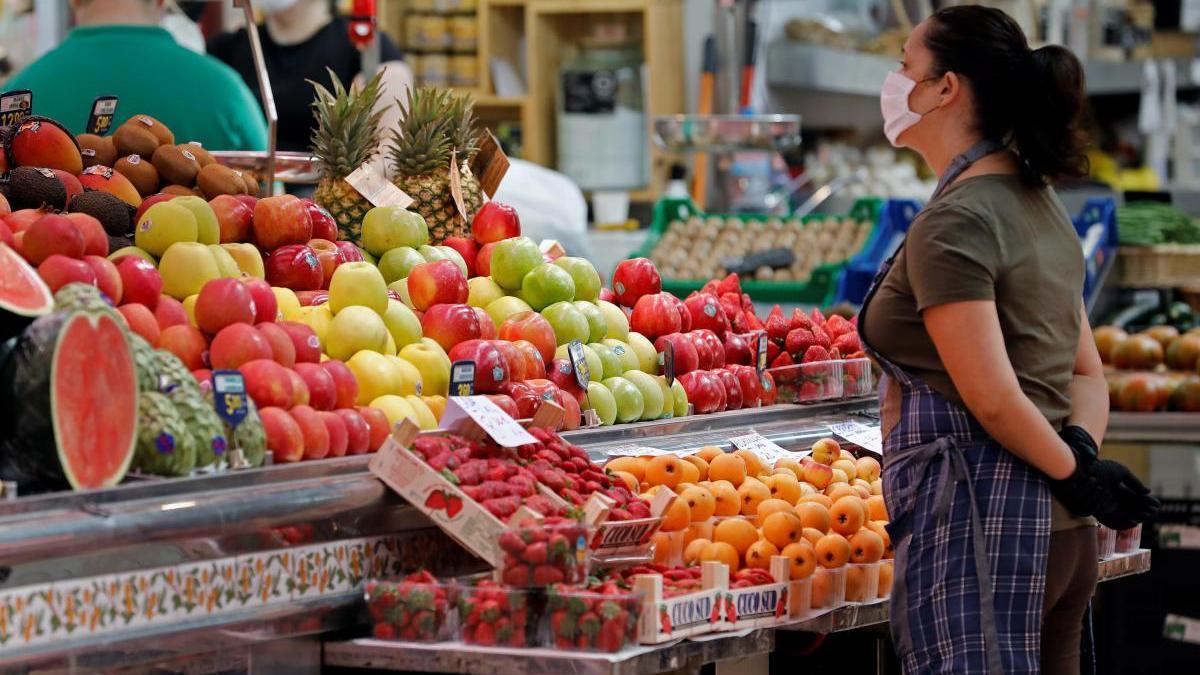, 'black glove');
1050,426,1160,530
